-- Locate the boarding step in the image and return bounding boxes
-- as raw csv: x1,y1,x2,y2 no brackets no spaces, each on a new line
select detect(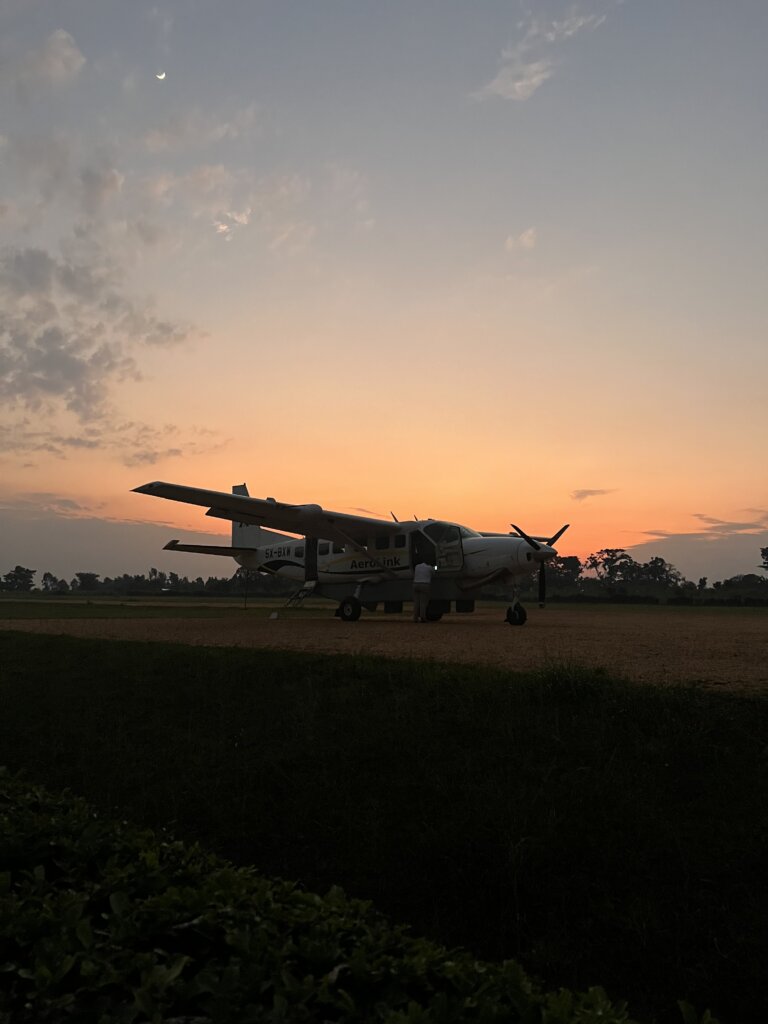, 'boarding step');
284,580,317,608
